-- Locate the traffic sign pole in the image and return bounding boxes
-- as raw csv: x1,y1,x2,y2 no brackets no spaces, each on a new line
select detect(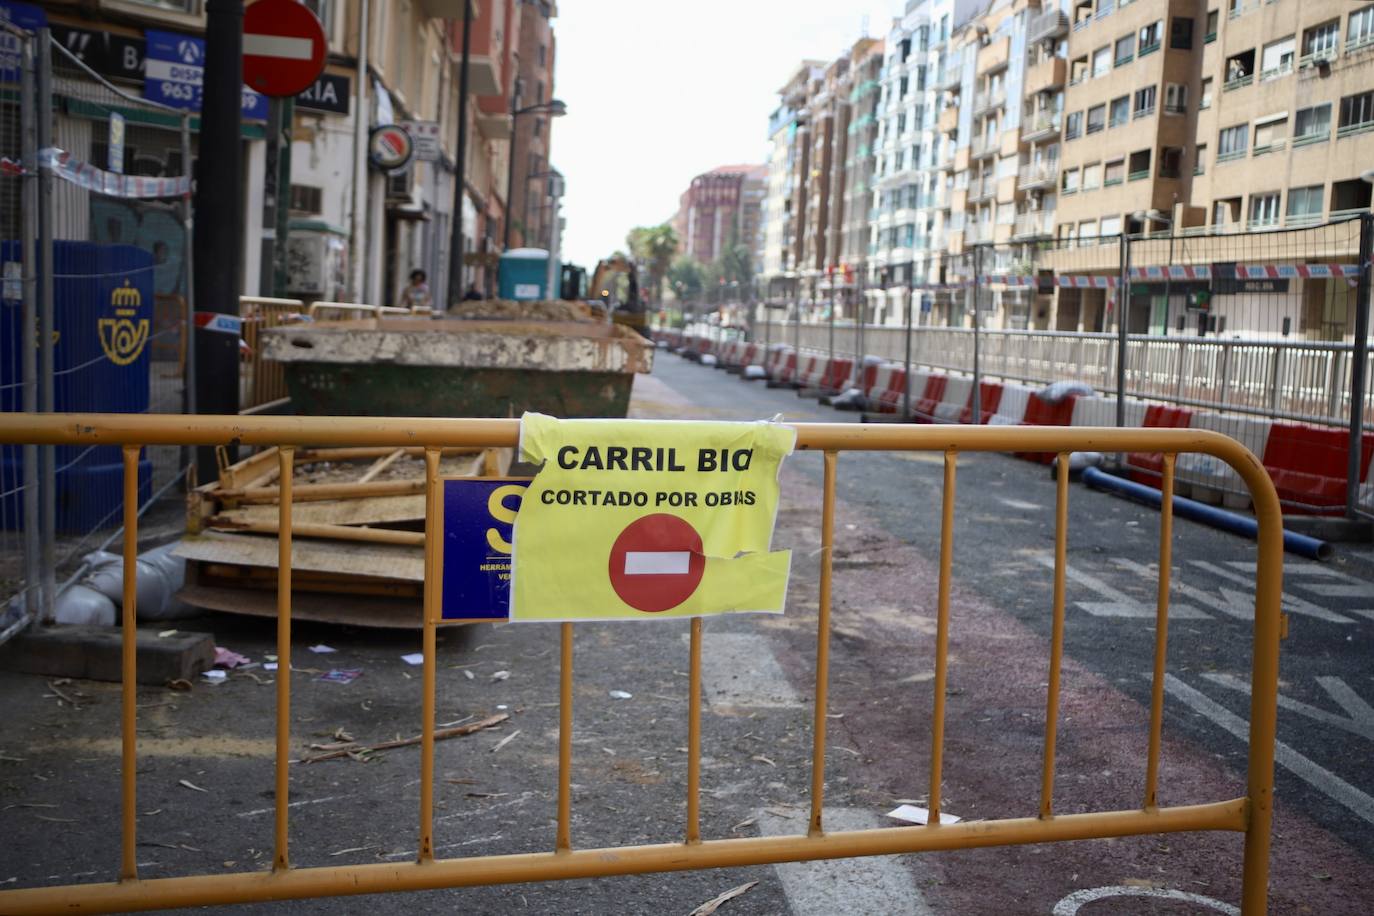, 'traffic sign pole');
194,0,244,479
